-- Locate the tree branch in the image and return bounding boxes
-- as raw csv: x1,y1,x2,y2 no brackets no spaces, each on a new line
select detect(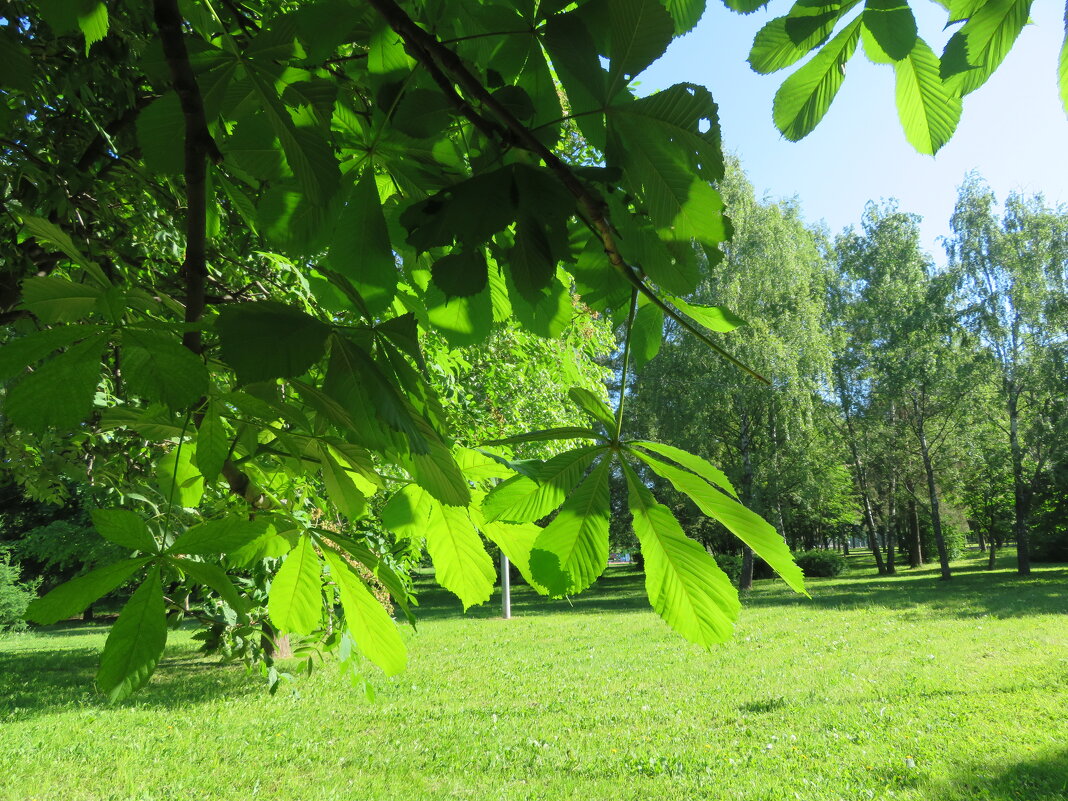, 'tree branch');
366,0,767,383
